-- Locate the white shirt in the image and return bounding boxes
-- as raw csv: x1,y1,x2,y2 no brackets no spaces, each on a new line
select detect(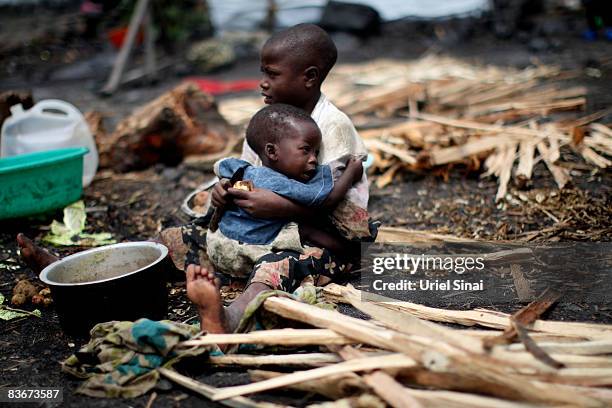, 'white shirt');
240,94,369,208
